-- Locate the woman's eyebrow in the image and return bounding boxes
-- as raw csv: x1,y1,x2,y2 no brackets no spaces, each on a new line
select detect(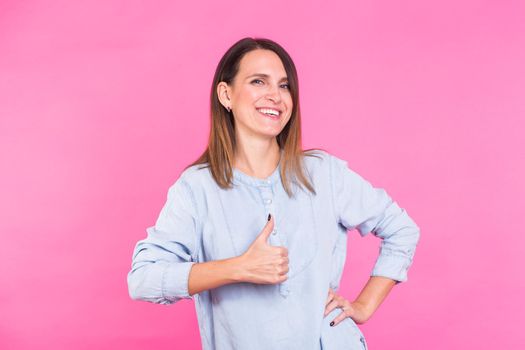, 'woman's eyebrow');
246,73,288,82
